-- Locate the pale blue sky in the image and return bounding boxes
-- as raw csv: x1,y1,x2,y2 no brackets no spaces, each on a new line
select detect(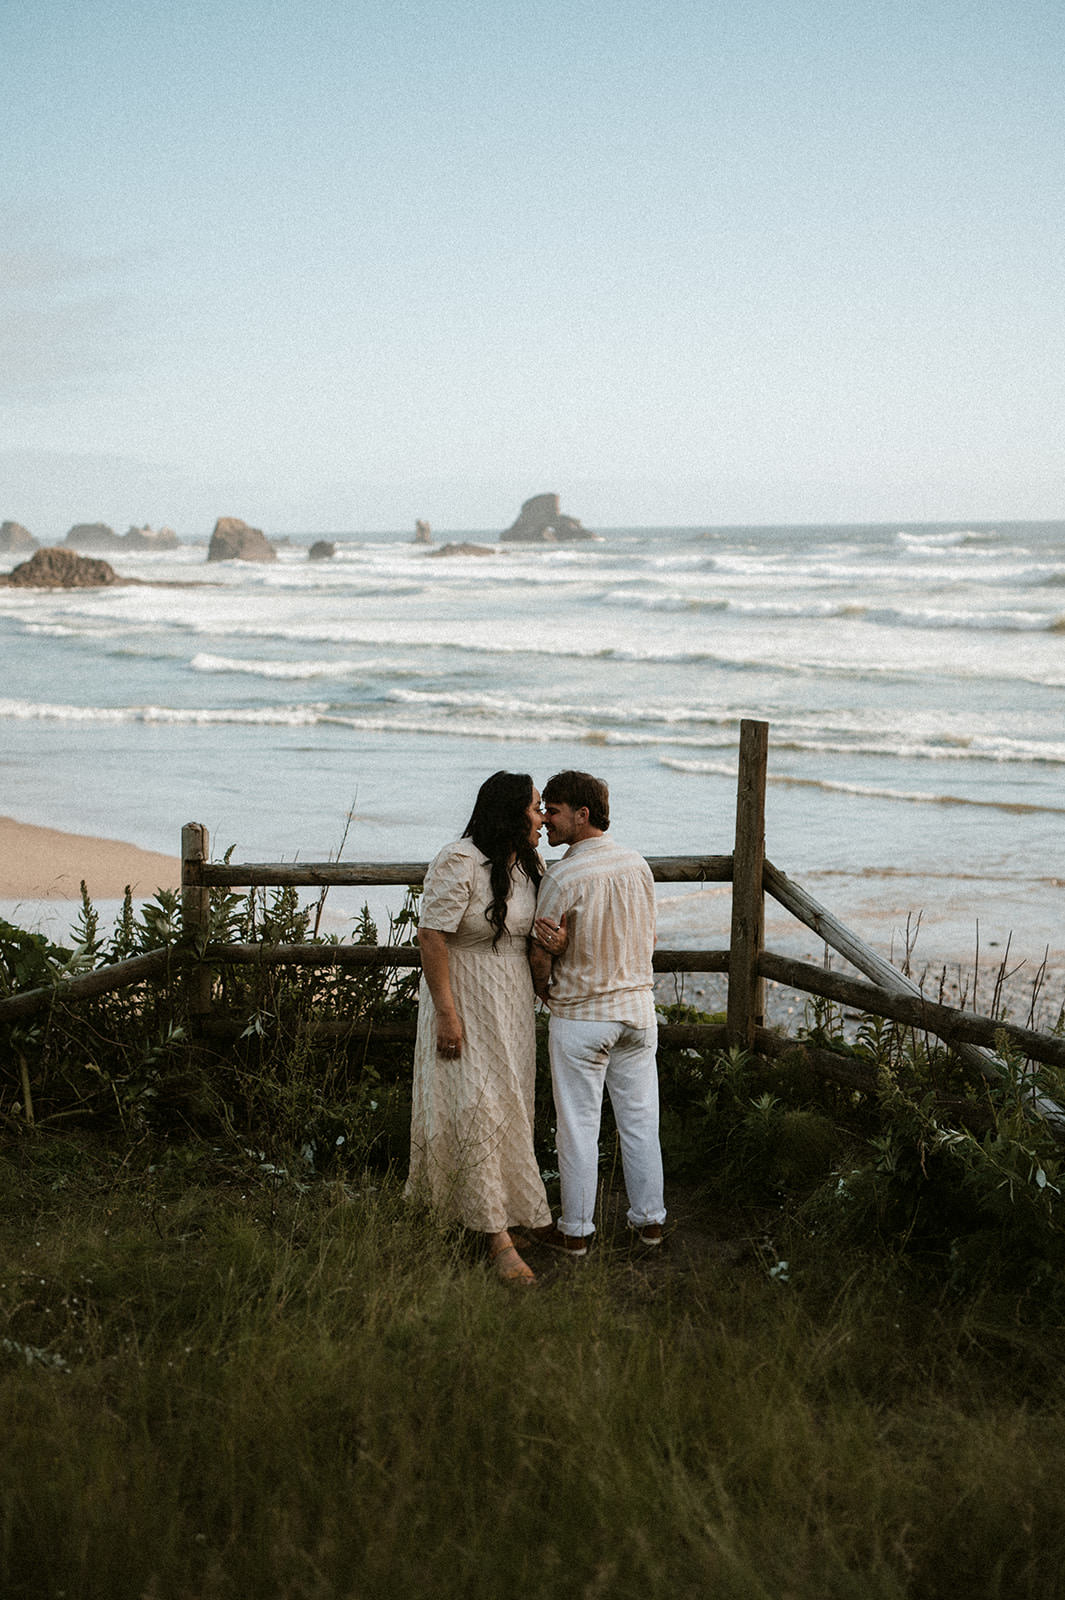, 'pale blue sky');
2,0,1063,535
